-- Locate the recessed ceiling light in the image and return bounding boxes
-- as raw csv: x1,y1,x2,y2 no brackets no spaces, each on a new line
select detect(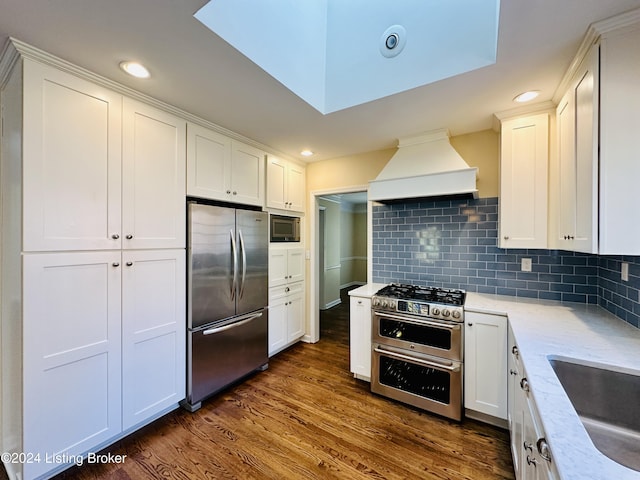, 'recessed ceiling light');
119,61,150,79
513,90,540,103
300,150,314,157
